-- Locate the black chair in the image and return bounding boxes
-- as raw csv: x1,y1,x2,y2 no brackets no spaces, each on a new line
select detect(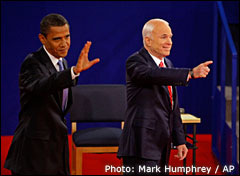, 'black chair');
69,84,126,175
